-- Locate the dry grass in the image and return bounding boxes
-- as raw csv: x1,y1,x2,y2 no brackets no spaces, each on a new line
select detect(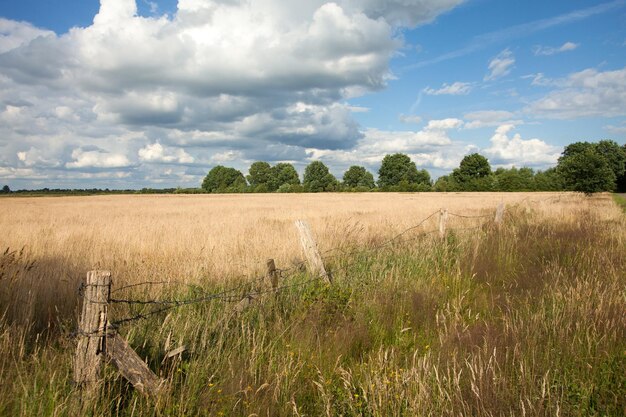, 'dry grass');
0,192,624,416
